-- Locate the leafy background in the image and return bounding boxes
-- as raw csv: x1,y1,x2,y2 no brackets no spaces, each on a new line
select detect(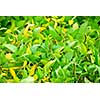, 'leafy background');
0,16,100,83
